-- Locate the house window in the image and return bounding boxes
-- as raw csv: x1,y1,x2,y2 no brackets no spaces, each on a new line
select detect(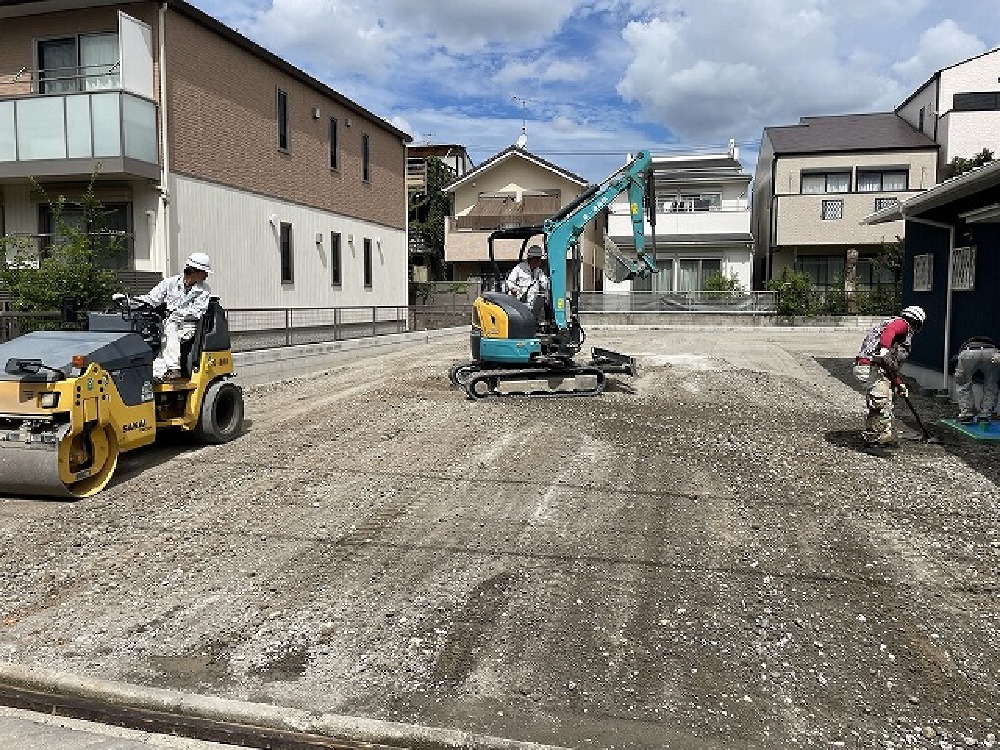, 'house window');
821,199,844,220
363,238,373,287
795,255,845,288
276,89,289,151
951,246,976,291
330,231,342,286
953,92,1000,111
677,258,721,292
329,118,339,170
39,201,131,268
362,133,370,182
802,172,850,194
37,33,119,94
855,256,897,288
874,197,900,212
913,254,933,292
663,193,721,212
858,170,908,192
279,222,293,283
